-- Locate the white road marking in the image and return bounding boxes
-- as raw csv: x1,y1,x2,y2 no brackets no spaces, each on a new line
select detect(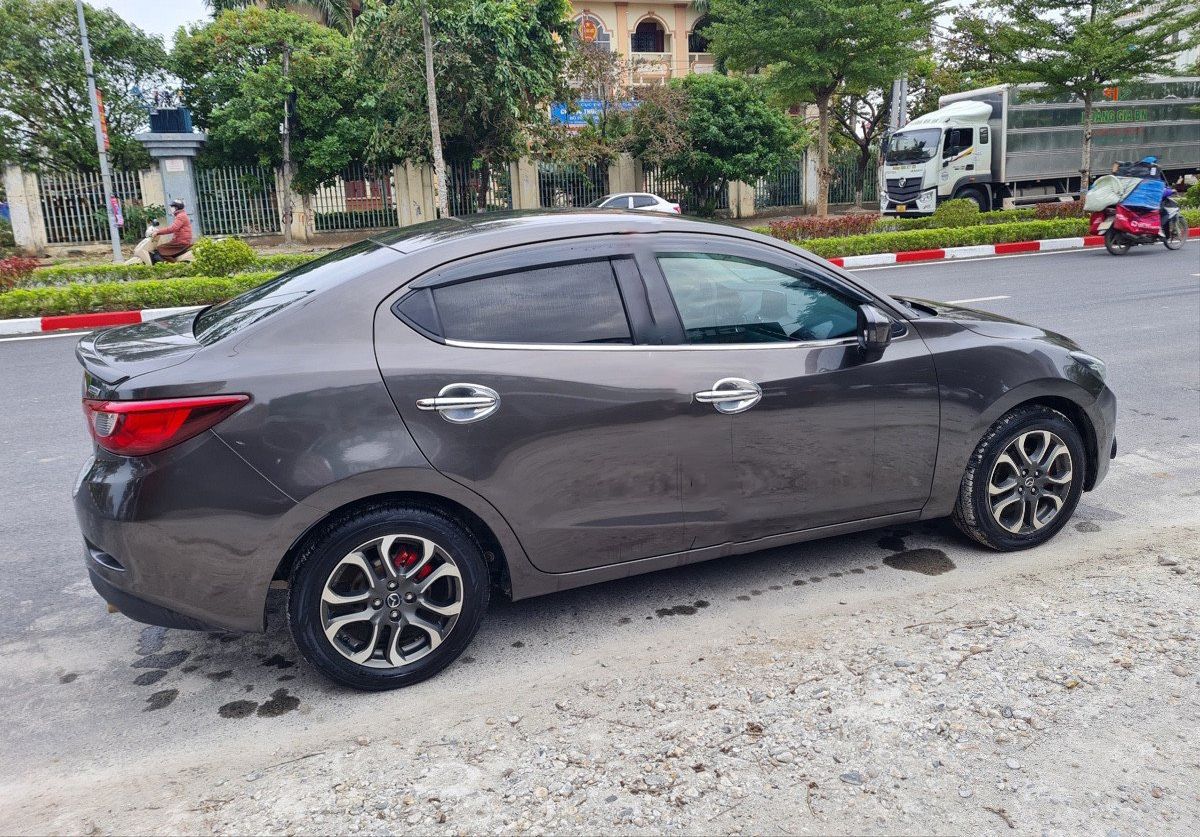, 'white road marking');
851,247,1097,272
0,331,86,343
945,295,1010,304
